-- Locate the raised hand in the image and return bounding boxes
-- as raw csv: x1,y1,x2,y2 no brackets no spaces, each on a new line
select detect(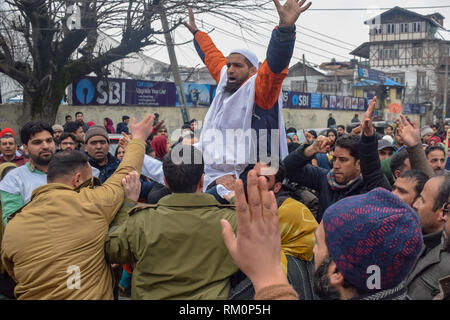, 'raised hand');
221,170,288,292
122,171,141,202
183,8,198,34
130,114,155,142
273,0,312,28
118,132,132,151
362,96,376,137
396,114,421,148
